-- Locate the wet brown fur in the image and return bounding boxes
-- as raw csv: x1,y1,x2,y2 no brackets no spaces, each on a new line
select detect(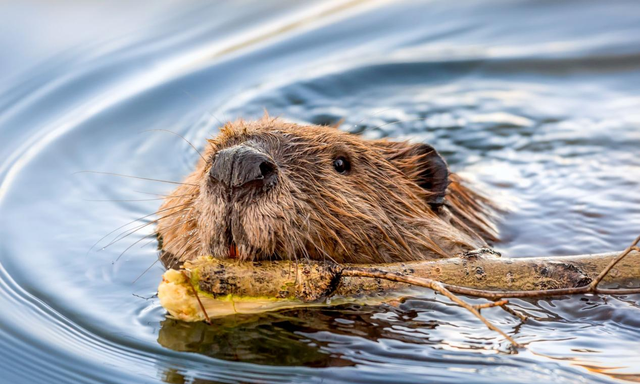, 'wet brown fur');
157,116,497,267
